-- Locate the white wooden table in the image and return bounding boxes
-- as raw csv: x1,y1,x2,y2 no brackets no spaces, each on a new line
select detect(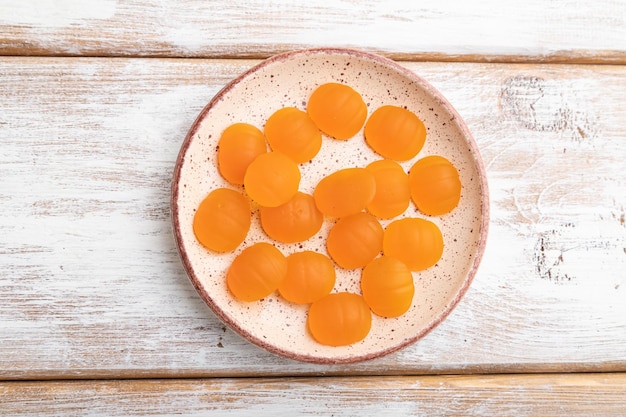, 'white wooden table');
1,1,625,415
